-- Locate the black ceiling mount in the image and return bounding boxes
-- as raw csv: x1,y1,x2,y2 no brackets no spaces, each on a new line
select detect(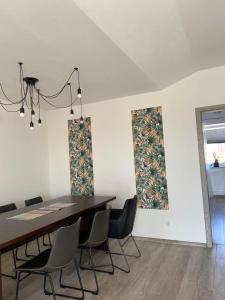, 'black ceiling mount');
23,77,39,86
